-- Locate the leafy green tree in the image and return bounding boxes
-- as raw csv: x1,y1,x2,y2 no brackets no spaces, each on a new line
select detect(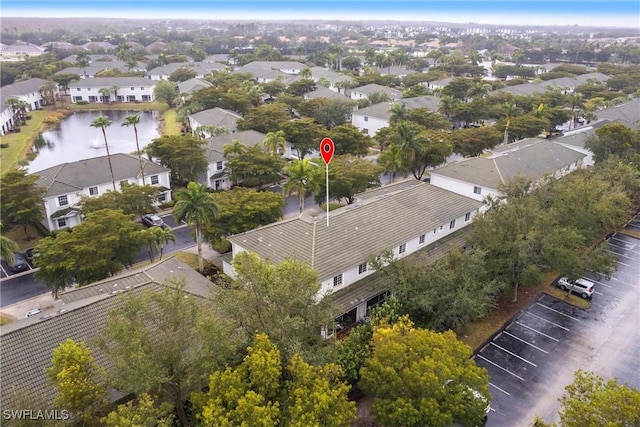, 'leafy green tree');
287,79,317,97
359,316,490,427
556,370,640,427
375,247,505,330
237,103,291,134
102,393,174,427
225,145,285,190
392,122,453,180
203,188,284,240
504,114,549,142
313,99,356,129
35,209,145,296
153,79,178,107
451,126,503,157
195,333,356,426
80,183,159,217
316,155,383,205
0,235,19,265
283,159,320,214
217,252,335,360
341,56,361,71
46,339,107,422
260,79,287,97
0,170,45,240
280,118,326,159
75,50,90,77
173,182,219,272
90,115,117,191
96,279,238,426
585,123,640,163
328,124,372,157
168,66,197,82
404,108,451,130
145,135,208,183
